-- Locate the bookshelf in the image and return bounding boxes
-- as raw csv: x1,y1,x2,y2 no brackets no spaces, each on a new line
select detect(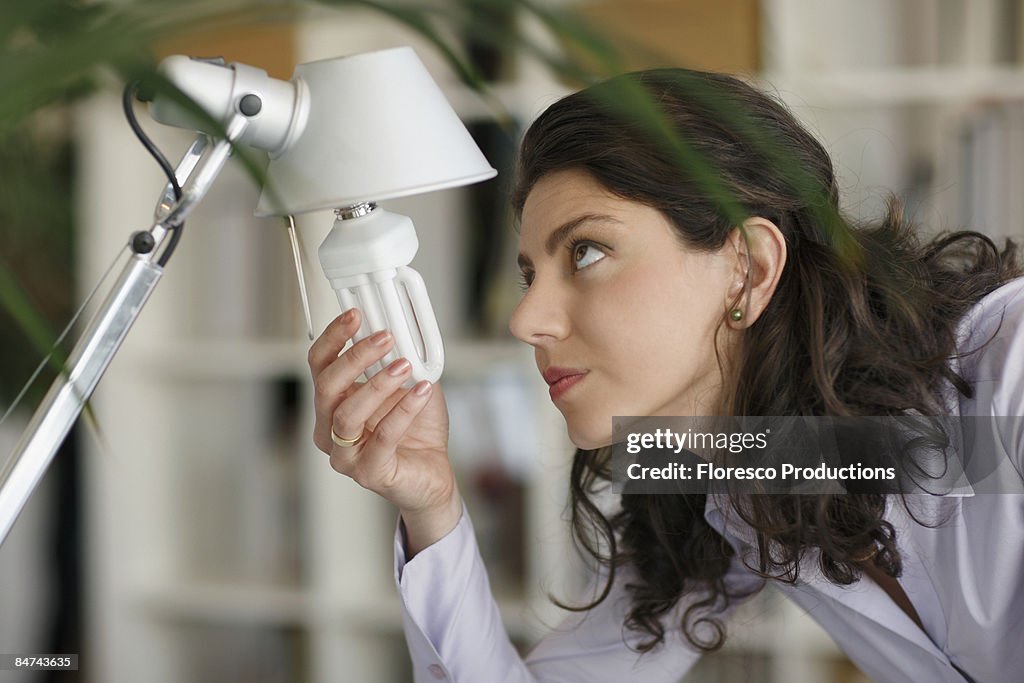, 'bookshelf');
759,0,1024,245
80,2,1024,682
